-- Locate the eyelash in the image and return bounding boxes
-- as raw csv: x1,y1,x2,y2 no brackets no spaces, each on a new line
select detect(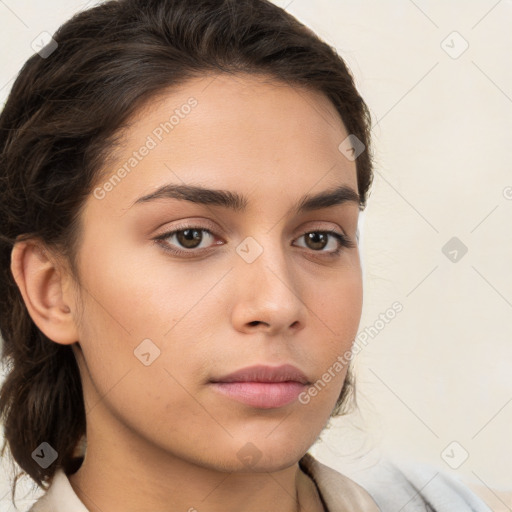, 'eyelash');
154,223,356,259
